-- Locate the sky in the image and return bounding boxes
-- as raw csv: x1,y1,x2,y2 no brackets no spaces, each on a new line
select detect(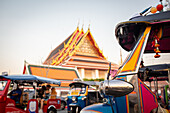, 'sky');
0,0,168,75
